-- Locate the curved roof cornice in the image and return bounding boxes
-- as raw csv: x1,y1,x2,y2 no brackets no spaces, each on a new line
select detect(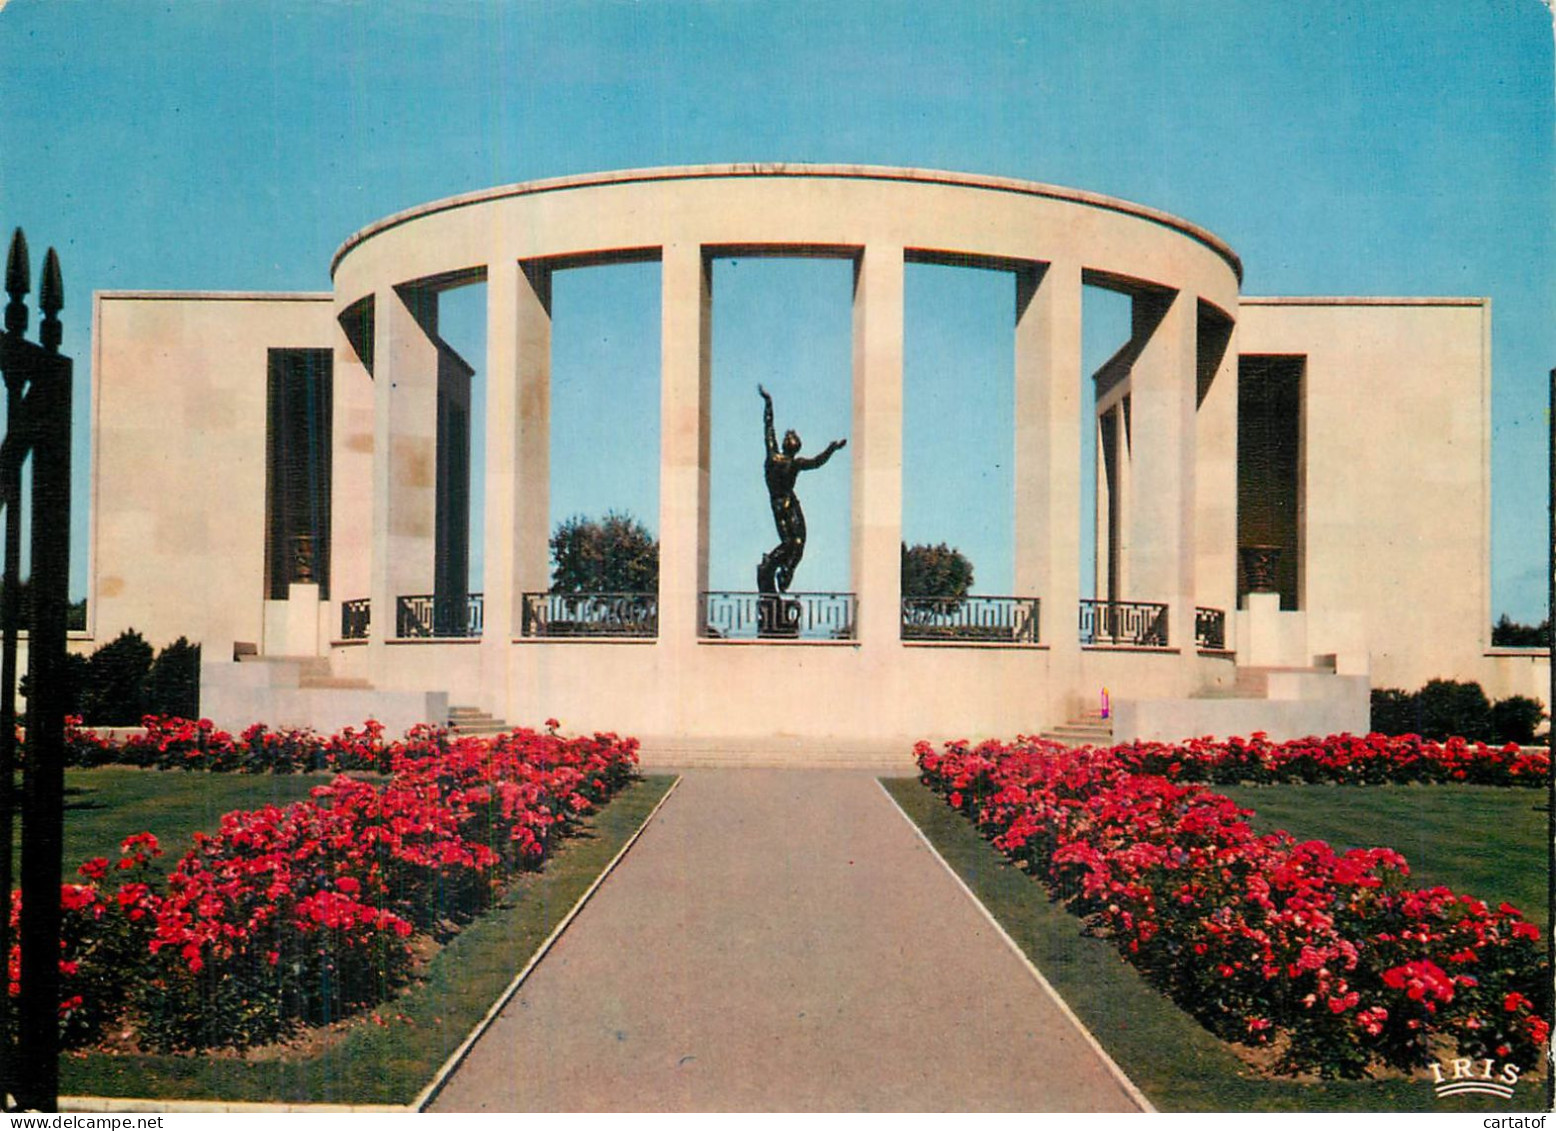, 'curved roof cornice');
330,164,1243,282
